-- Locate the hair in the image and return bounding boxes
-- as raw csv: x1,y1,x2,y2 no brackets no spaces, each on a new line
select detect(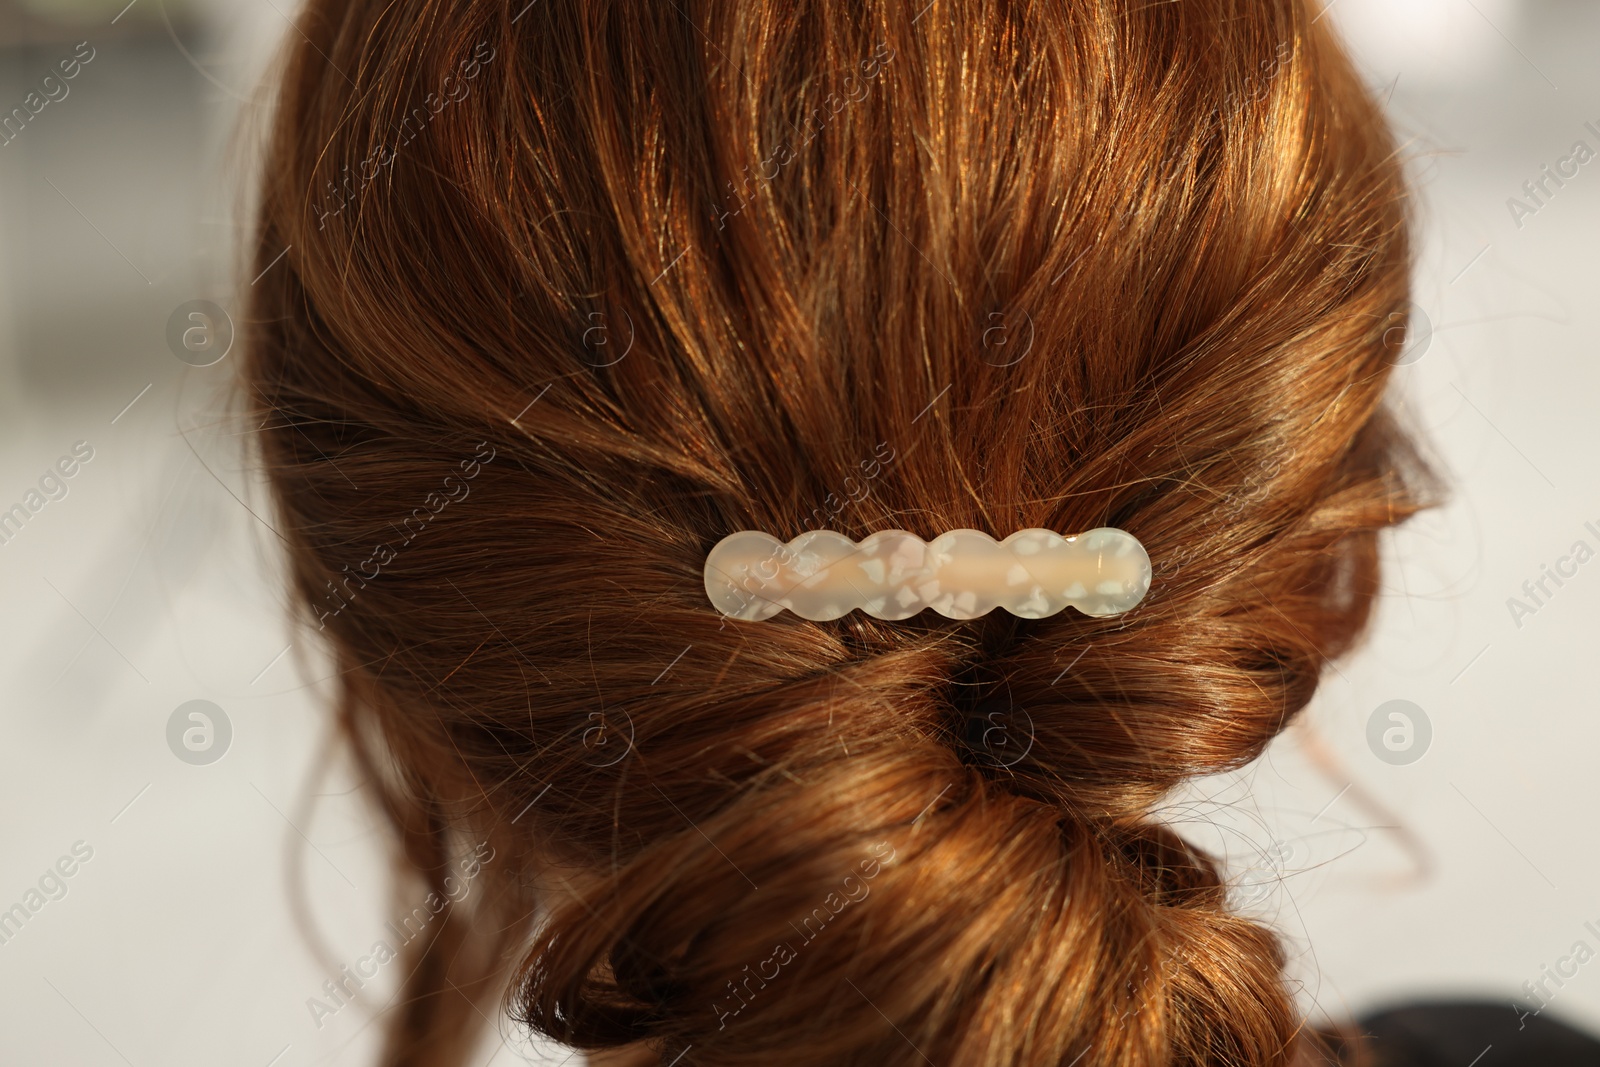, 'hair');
241,0,1436,1064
